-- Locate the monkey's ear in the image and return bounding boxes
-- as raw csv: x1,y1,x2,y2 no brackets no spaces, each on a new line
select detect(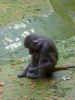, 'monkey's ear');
33,40,38,43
